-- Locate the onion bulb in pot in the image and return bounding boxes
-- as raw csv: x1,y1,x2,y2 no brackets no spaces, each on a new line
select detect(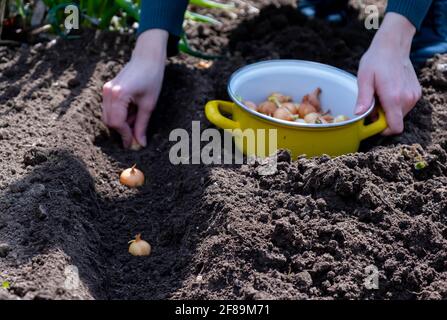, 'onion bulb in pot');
298,96,317,118
273,107,294,121
307,87,322,111
304,112,321,124
120,164,145,188
128,234,151,256
258,101,277,116
334,115,350,123
321,114,334,123
282,102,299,114
244,101,258,111
268,93,292,103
